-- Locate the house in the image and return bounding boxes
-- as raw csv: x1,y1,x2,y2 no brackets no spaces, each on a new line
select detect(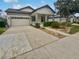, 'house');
5,5,55,27
74,13,79,22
